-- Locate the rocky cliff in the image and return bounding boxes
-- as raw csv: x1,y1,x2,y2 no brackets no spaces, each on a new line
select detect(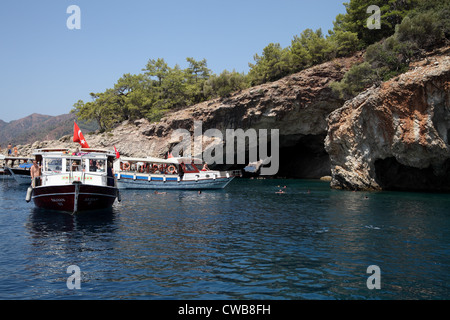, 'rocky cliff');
325,47,450,192
14,47,450,192
17,53,362,179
